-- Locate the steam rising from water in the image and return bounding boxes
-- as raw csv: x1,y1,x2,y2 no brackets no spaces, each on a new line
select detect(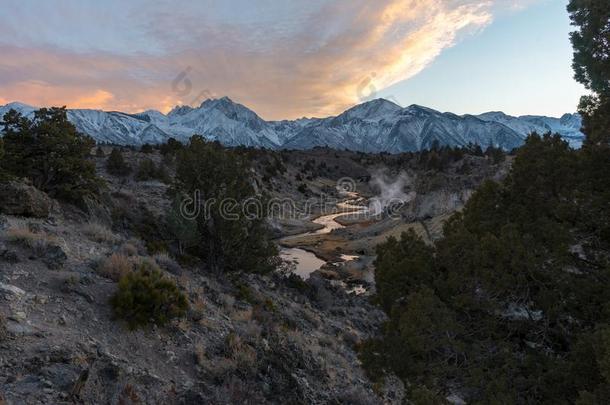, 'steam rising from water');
368,170,415,216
